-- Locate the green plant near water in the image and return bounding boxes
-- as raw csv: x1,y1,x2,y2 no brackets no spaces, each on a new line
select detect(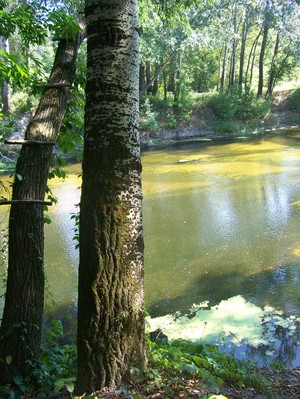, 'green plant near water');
32,319,77,396
140,96,160,133
206,86,270,133
288,88,300,118
0,319,77,398
0,318,274,398
145,338,273,397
